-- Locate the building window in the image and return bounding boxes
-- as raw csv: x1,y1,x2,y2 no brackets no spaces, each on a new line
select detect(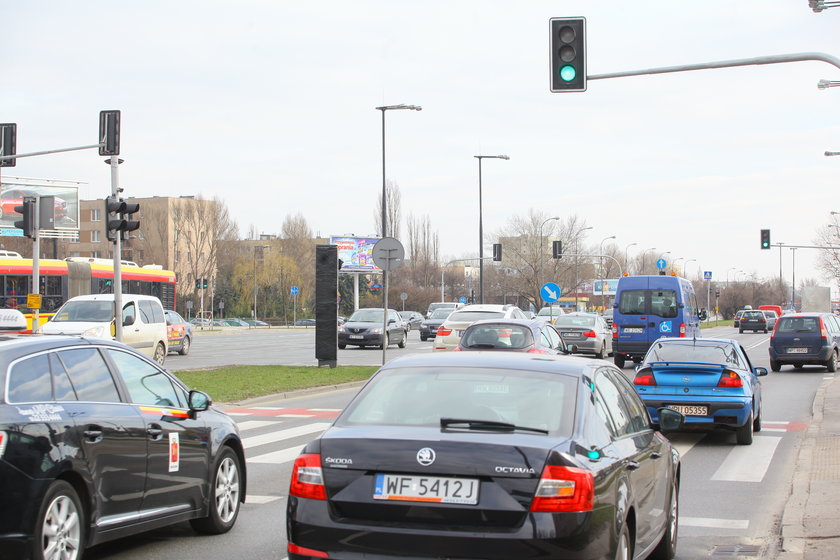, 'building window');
91,208,101,222
91,230,101,243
